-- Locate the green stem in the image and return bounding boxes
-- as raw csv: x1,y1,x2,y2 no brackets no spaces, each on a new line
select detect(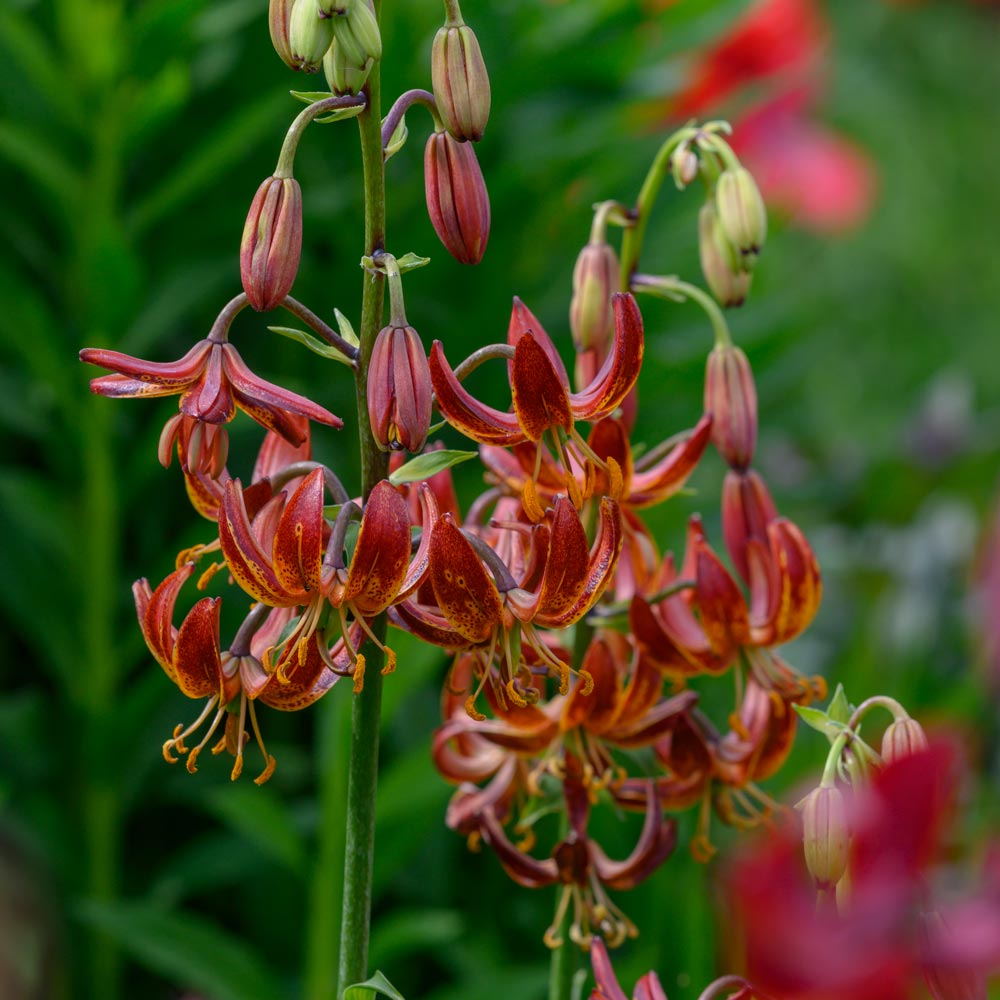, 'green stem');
276,94,368,178
548,902,577,1000
335,10,389,994
629,274,731,348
